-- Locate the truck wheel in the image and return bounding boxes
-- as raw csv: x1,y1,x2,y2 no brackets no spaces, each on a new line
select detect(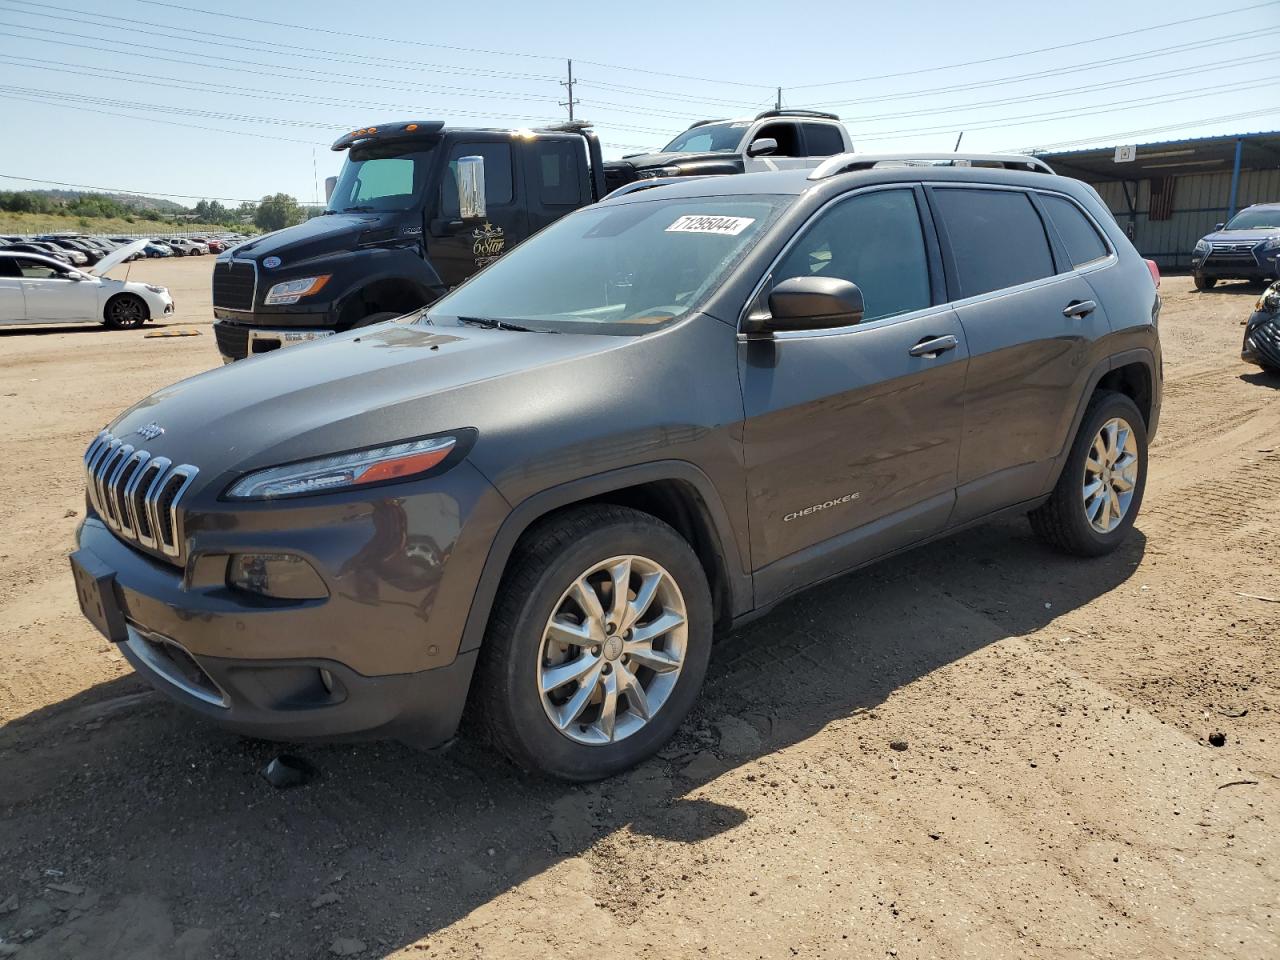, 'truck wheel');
471,505,713,781
103,294,149,329
1193,274,1217,291
1029,390,1148,557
